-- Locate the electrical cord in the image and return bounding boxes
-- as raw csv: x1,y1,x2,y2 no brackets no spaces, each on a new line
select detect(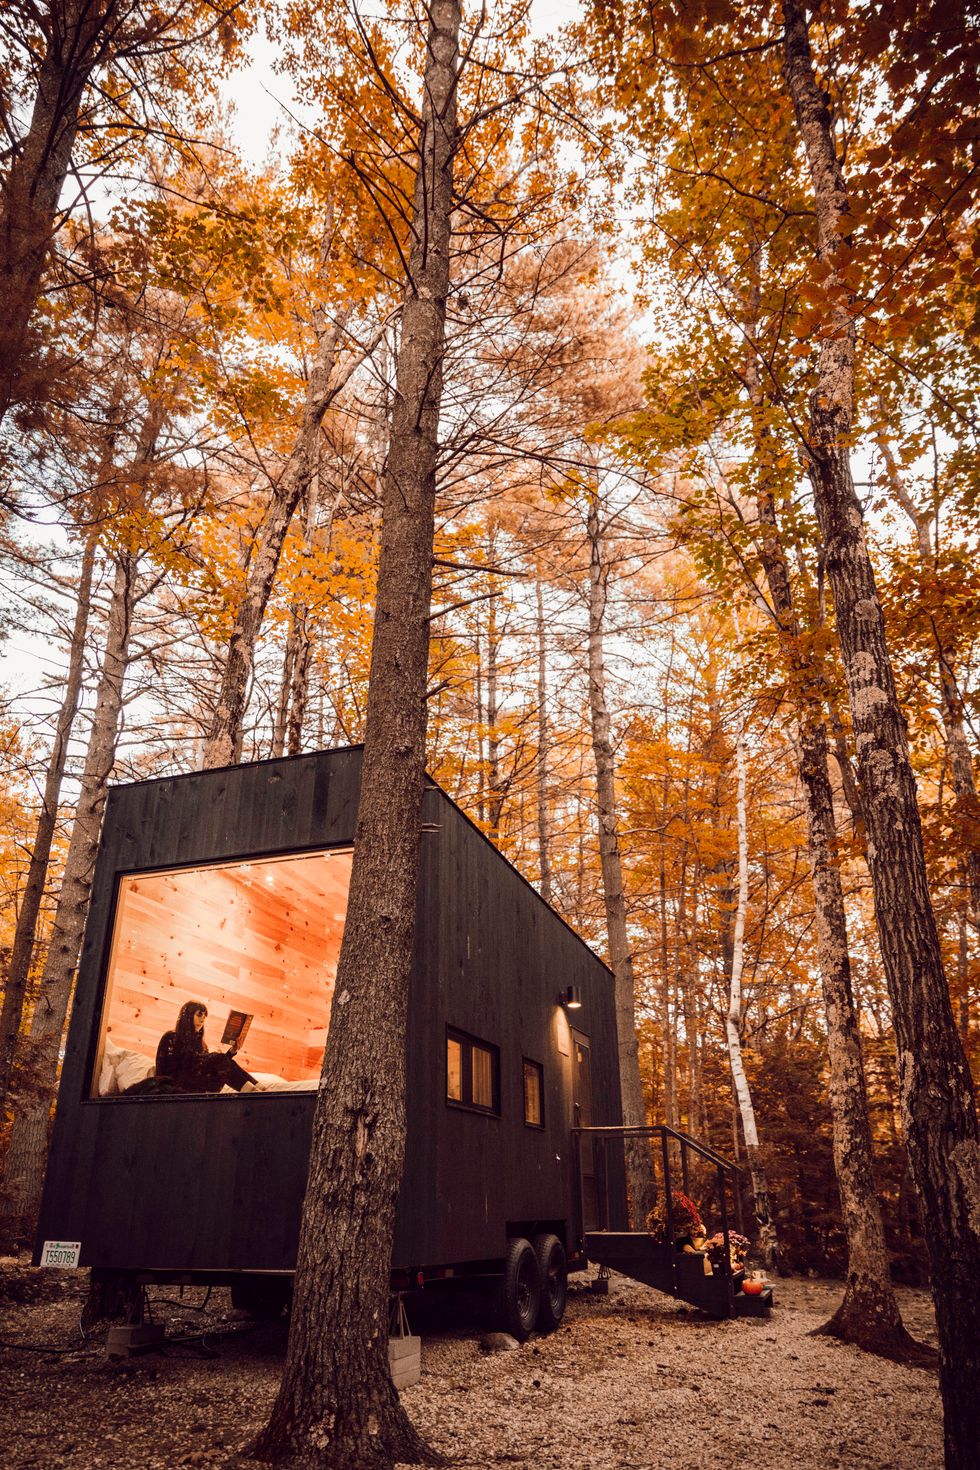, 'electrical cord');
122,1320,262,1359
145,1286,214,1314
0,1312,98,1356
2,1289,254,1359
